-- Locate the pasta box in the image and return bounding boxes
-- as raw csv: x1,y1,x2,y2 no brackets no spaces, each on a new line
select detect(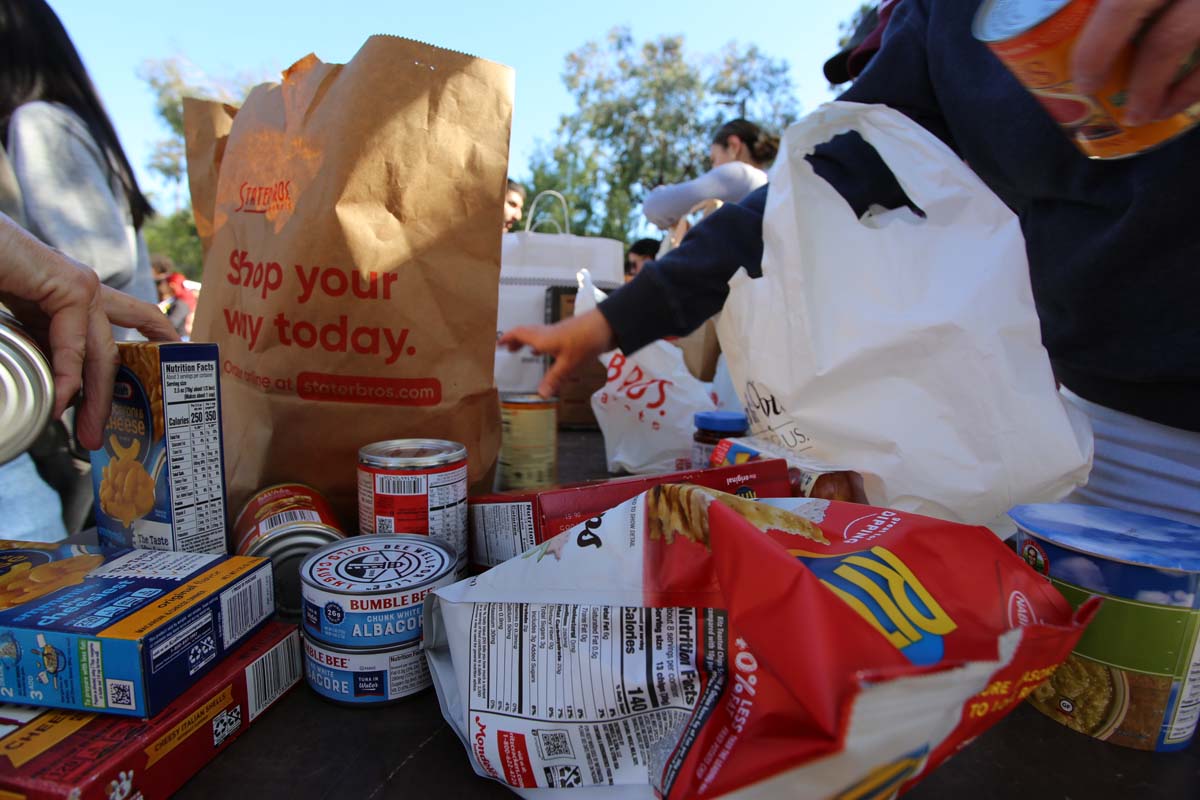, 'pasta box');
0,620,300,800
0,541,273,717
468,459,791,570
